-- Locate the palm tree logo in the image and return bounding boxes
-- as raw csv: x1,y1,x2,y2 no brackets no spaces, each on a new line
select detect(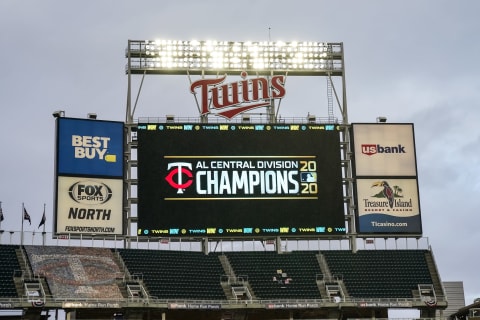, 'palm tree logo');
371,181,403,208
